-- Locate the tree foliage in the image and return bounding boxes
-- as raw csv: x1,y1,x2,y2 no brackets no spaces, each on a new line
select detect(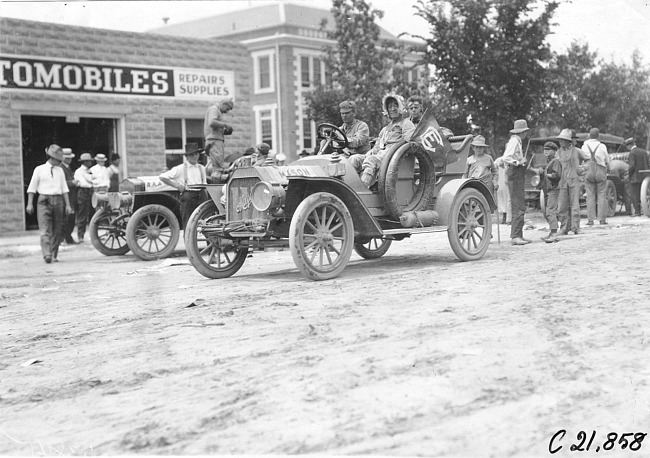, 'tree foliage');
305,0,405,135
414,0,559,147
